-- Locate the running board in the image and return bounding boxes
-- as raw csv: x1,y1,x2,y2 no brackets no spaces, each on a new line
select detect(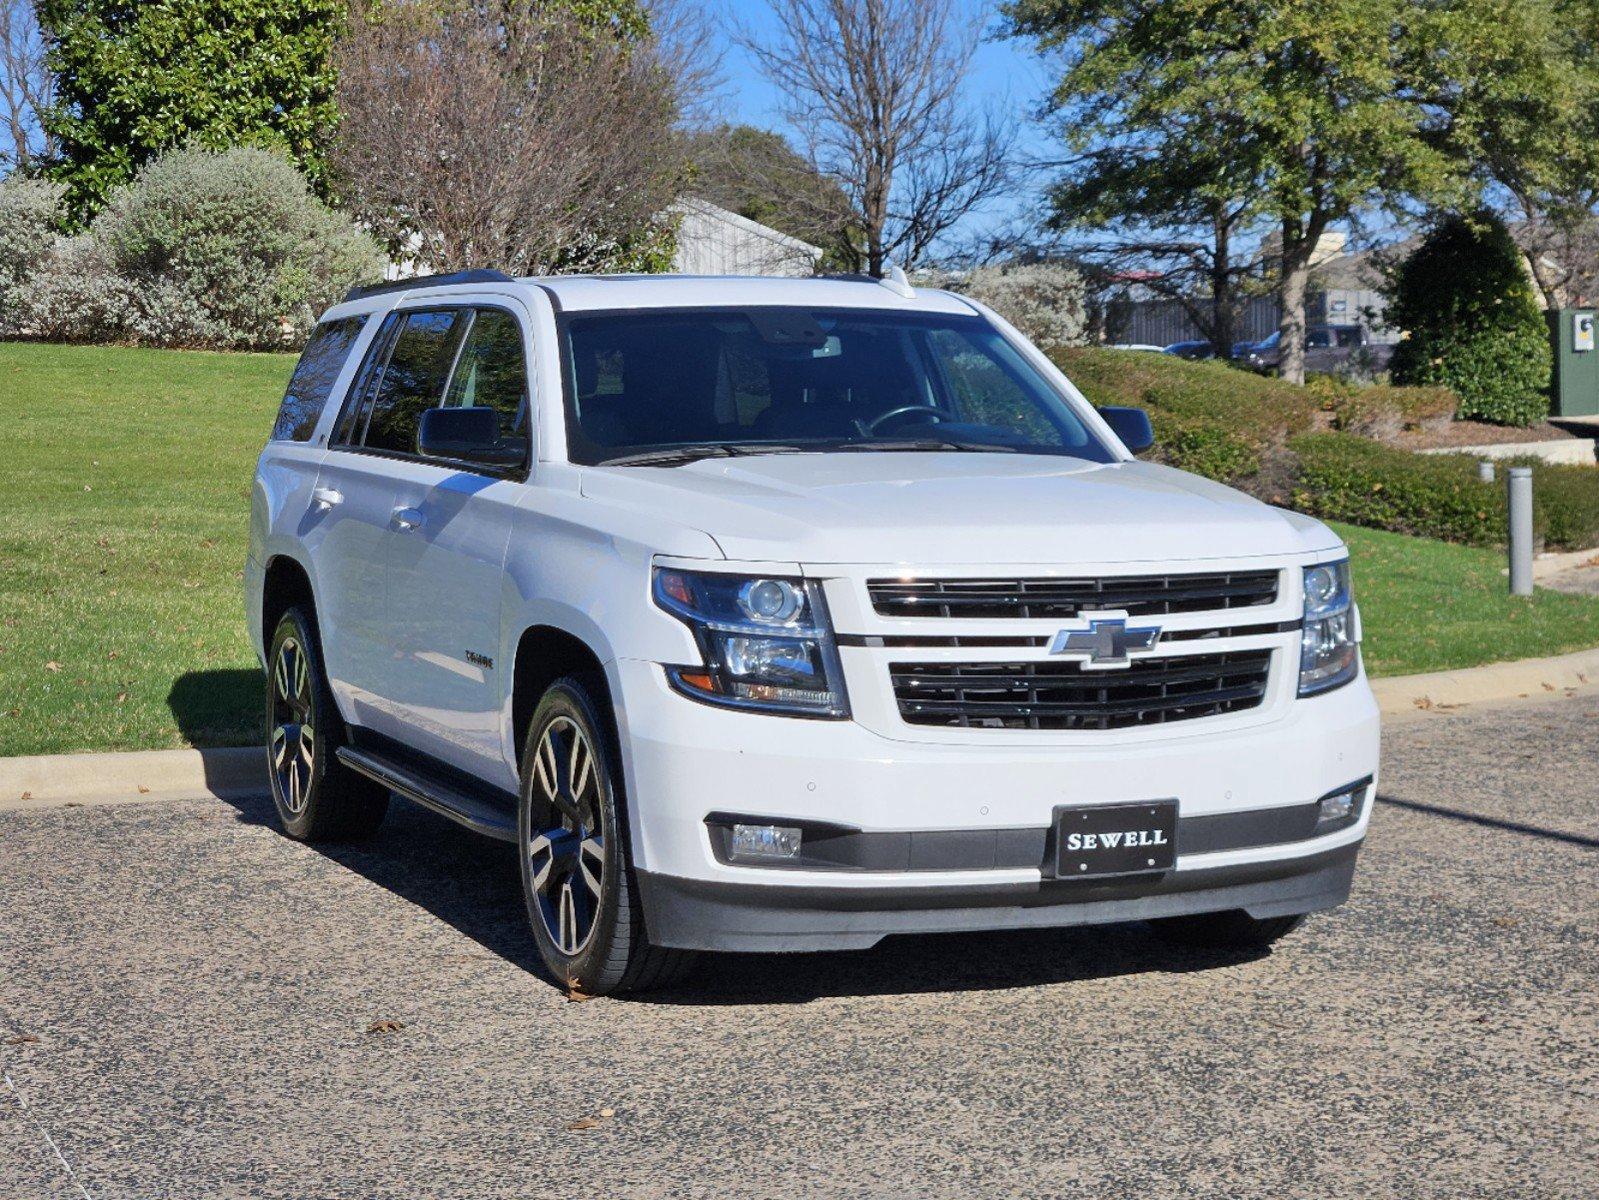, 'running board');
335,746,518,843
